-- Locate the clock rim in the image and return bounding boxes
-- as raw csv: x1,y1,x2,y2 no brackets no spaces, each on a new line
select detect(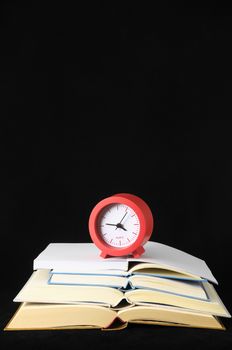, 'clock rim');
88,193,154,257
